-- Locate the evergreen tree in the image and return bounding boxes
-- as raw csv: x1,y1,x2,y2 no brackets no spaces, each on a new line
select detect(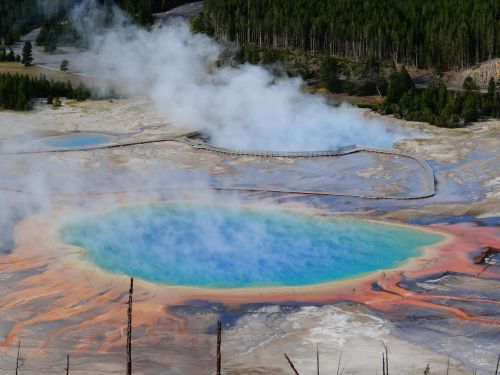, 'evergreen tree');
482,77,496,115
74,82,91,101
461,92,480,122
6,50,15,62
21,41,33,67
462,76,479,91
487,77,496,99
16,82,29,110
386,66,414,104
0,72,91,110
319,56,342,93
380,71,494,127
60,59,69,72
